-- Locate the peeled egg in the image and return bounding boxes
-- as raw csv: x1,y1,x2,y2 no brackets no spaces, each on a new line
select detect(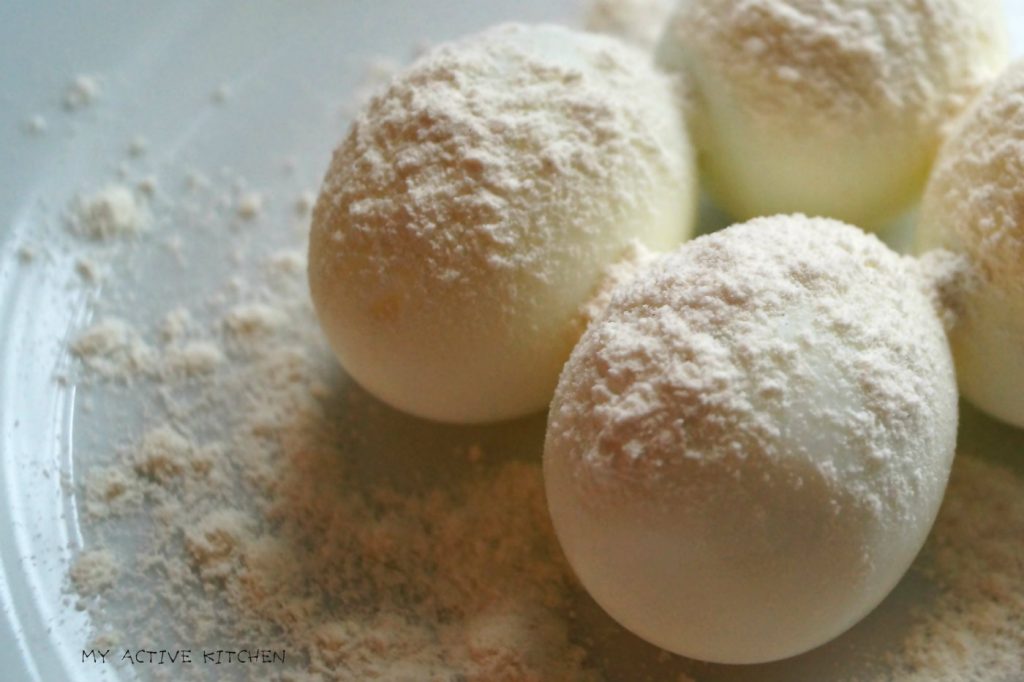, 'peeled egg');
308,23,697,423
656,0,1007,229
918,59,1024,429
544,215,958,663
